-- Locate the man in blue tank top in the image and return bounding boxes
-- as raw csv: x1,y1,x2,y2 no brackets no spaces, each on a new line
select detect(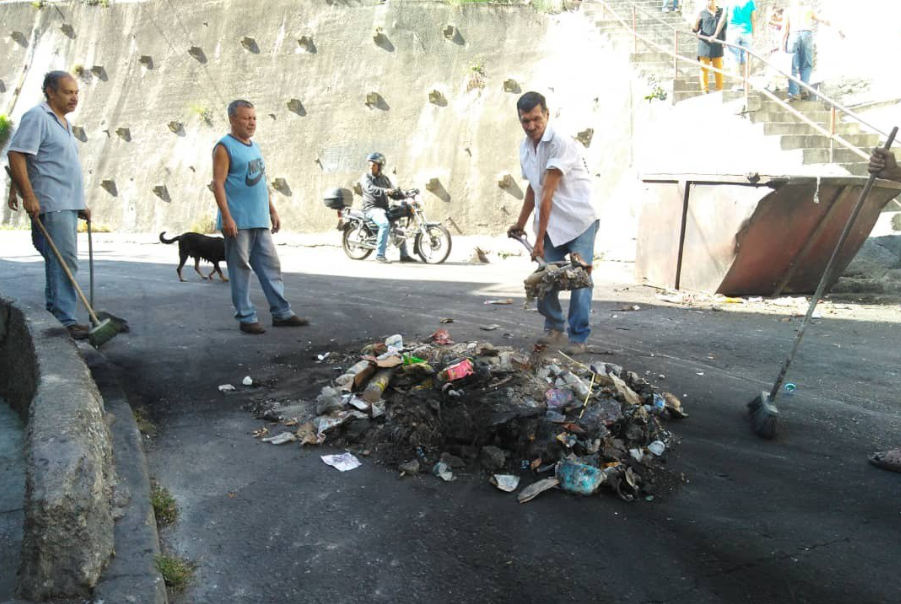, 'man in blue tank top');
212,100,309,334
